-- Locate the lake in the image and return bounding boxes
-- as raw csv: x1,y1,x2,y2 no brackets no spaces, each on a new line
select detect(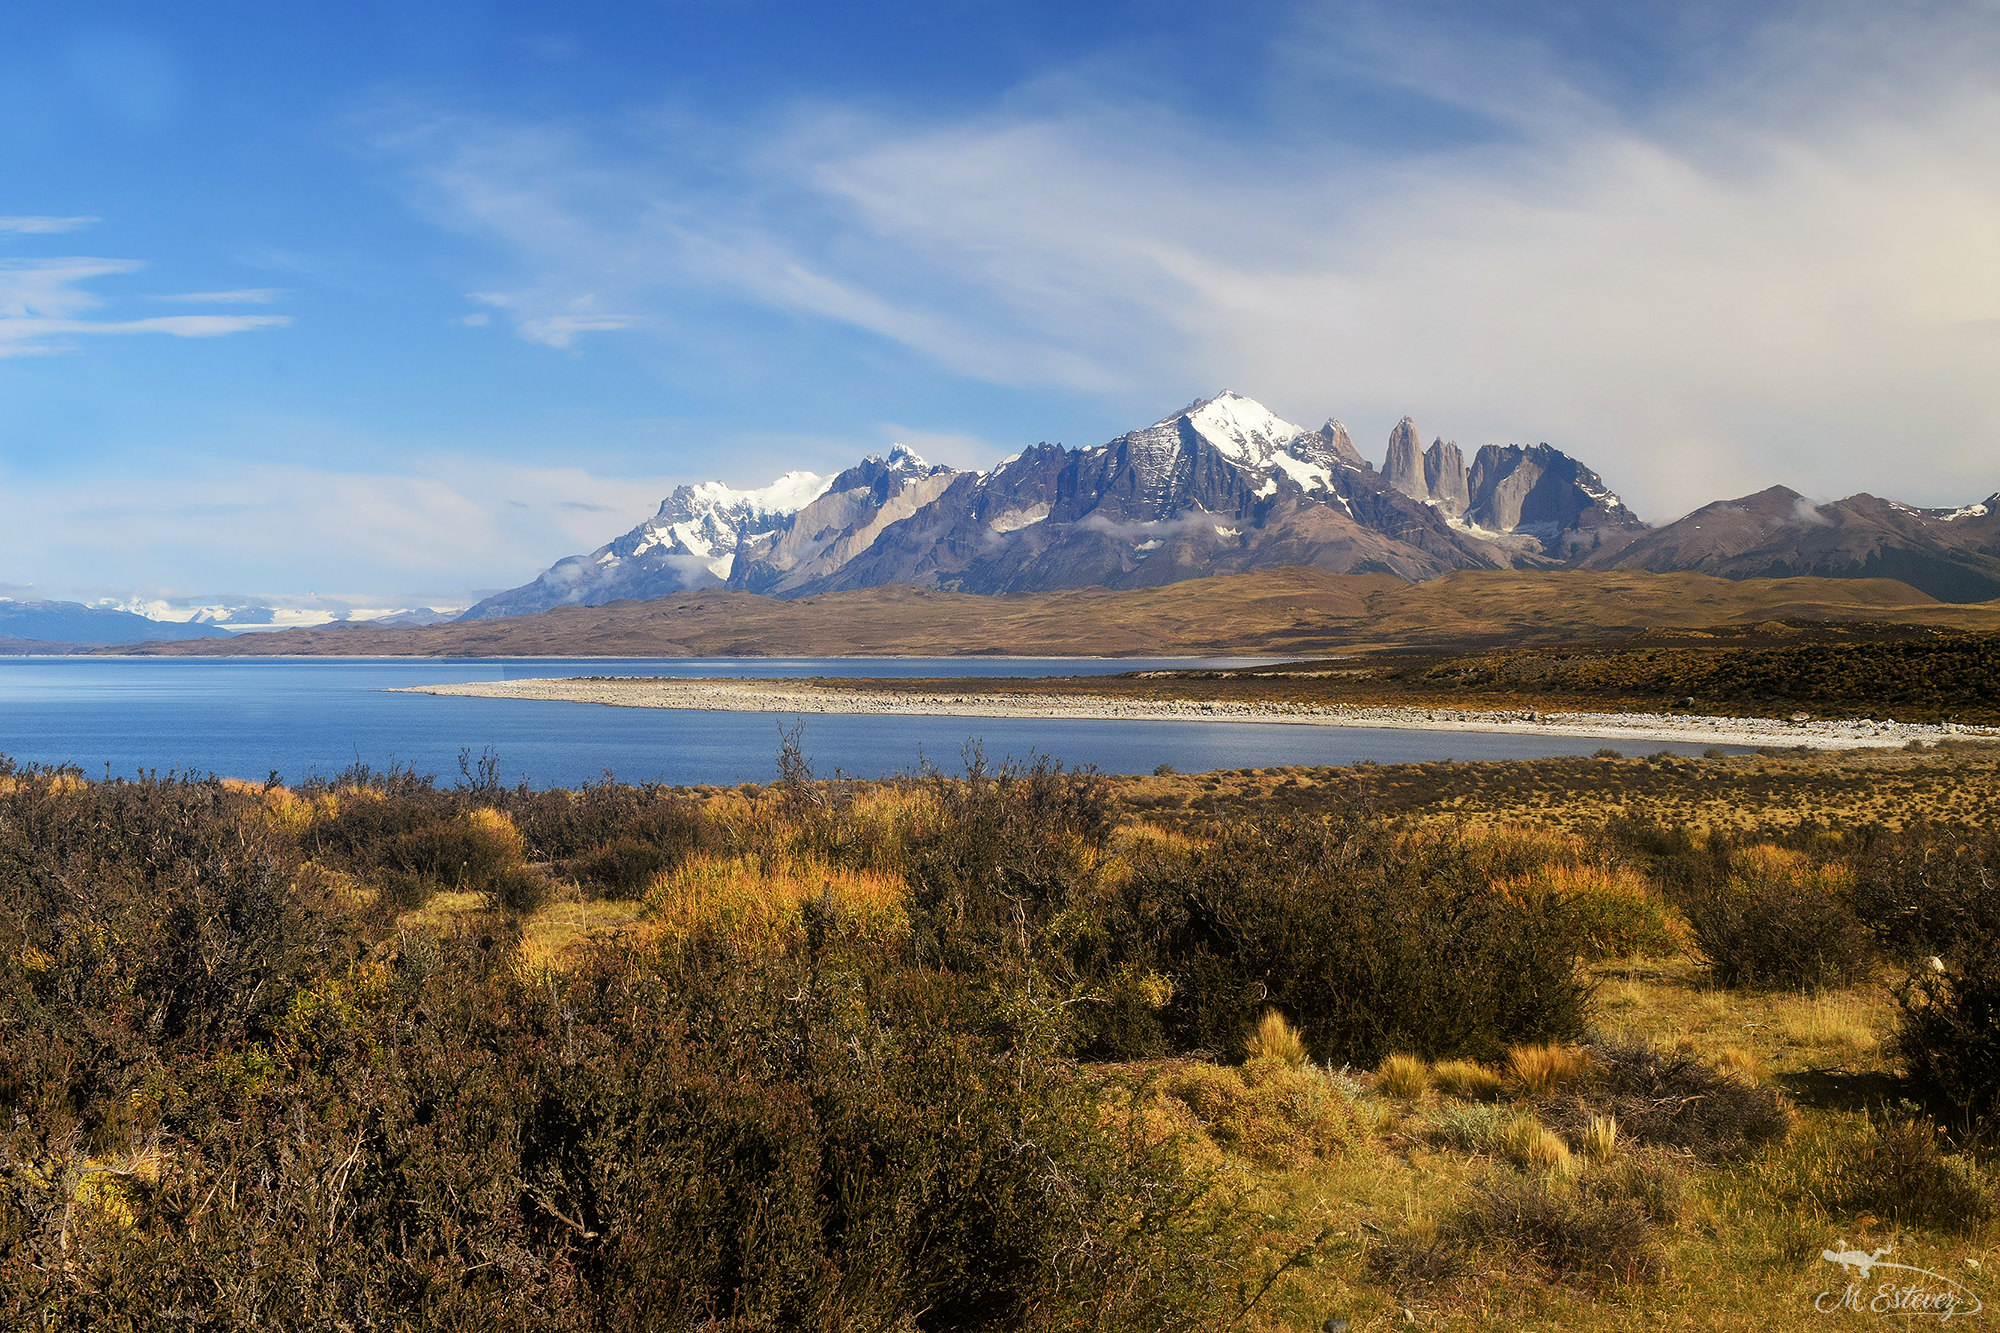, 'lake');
0,657,1739,788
